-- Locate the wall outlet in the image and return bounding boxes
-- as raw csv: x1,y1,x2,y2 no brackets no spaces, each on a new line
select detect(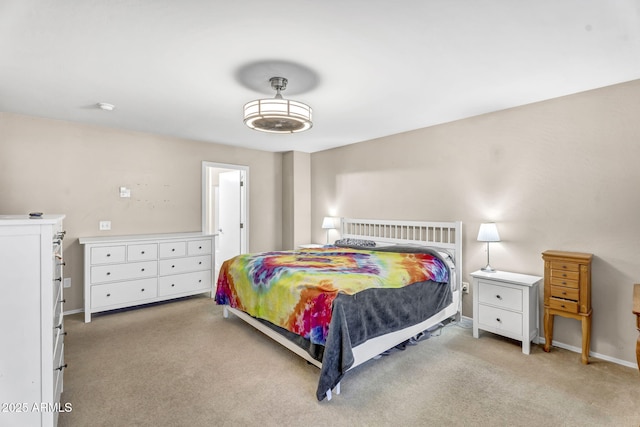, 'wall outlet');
63,278,71,288
462,281,470,294
99,220,111,230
